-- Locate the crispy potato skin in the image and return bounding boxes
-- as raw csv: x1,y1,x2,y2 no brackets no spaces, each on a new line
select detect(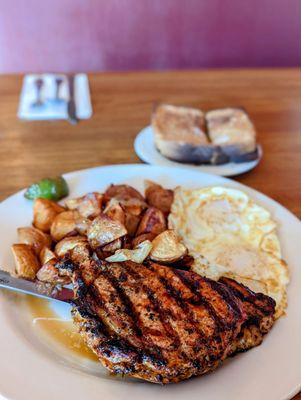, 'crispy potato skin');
102,238,123,252
132,232,156,247
136,207,167,236
87,214,127,248
70,243,91,264
11,244,40,280
74,215,91,236
104,184,145,203
55,236,87,258
104,199,126,225
125,213,141,236
18,227,52,256
39,247,56,264
33,198,65,232
150,230,187,263
37,259,69,284
50,210,78,242
65,192,103,218
145,181,174,215
104,185,147,216
120,198,147,216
